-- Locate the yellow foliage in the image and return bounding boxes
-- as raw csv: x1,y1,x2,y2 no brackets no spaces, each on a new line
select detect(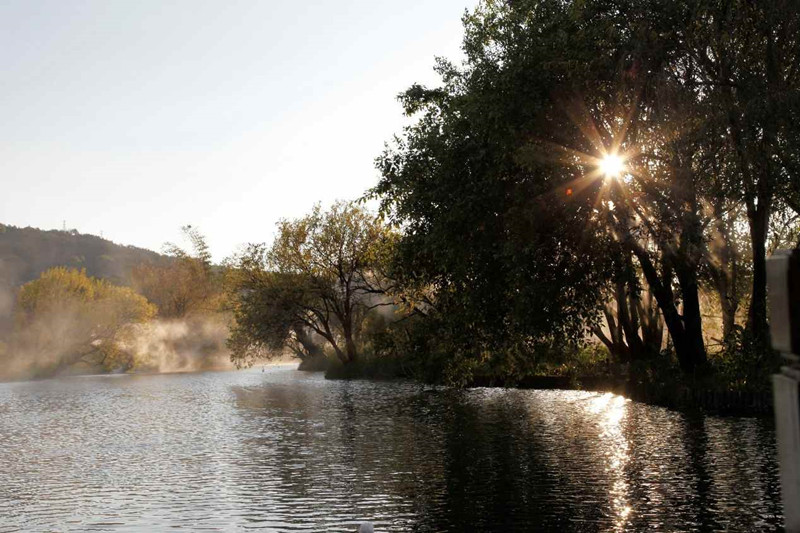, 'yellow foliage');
12,267,156,375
